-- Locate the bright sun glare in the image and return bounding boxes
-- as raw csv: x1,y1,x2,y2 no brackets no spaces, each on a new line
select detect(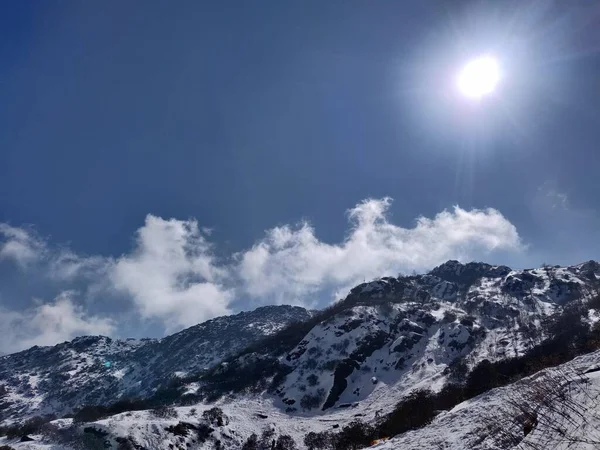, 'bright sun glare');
457,55,500,99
